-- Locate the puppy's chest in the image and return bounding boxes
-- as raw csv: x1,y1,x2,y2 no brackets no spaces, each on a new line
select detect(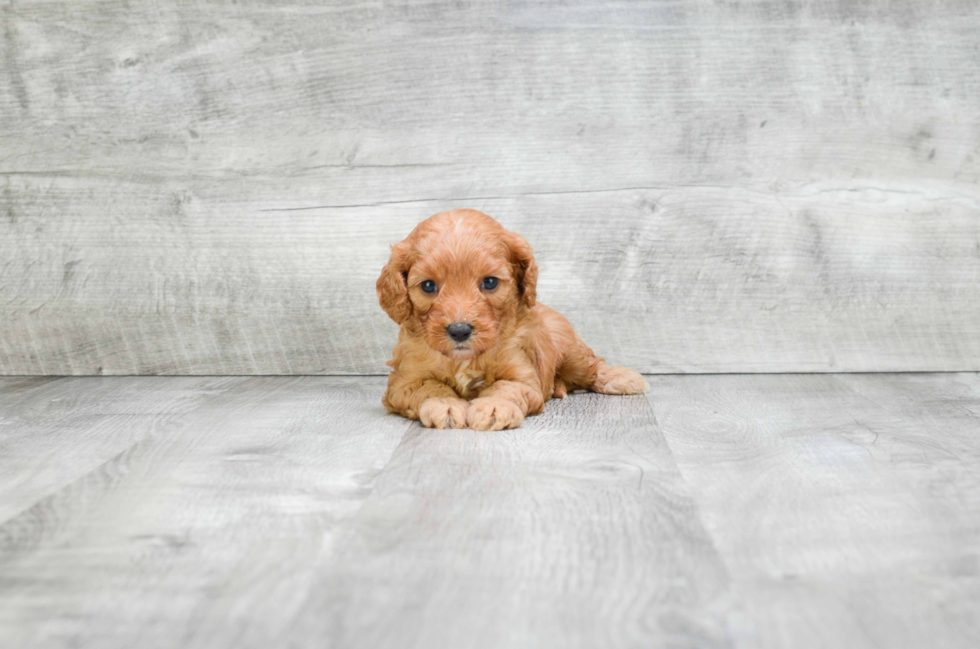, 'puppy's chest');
449,361,486,399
